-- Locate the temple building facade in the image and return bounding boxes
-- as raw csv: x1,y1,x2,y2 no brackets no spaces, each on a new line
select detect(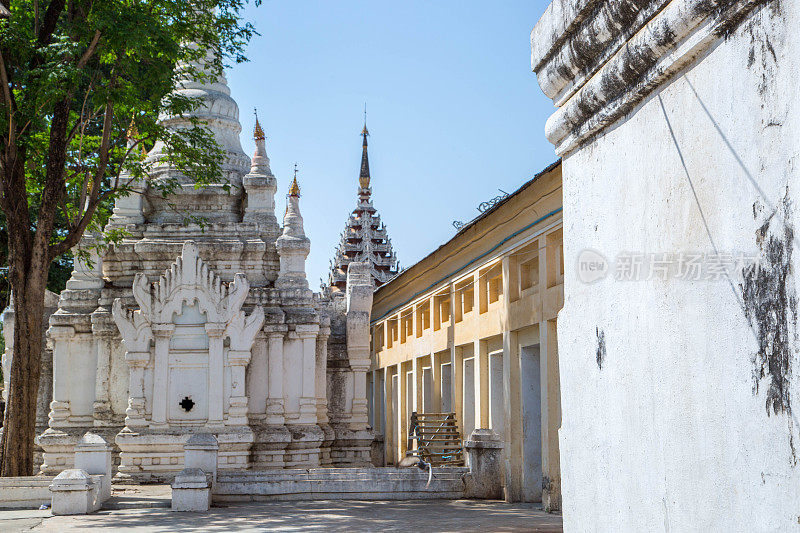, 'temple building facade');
367,161,564,510
327,122,399,293
1,50,375,480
